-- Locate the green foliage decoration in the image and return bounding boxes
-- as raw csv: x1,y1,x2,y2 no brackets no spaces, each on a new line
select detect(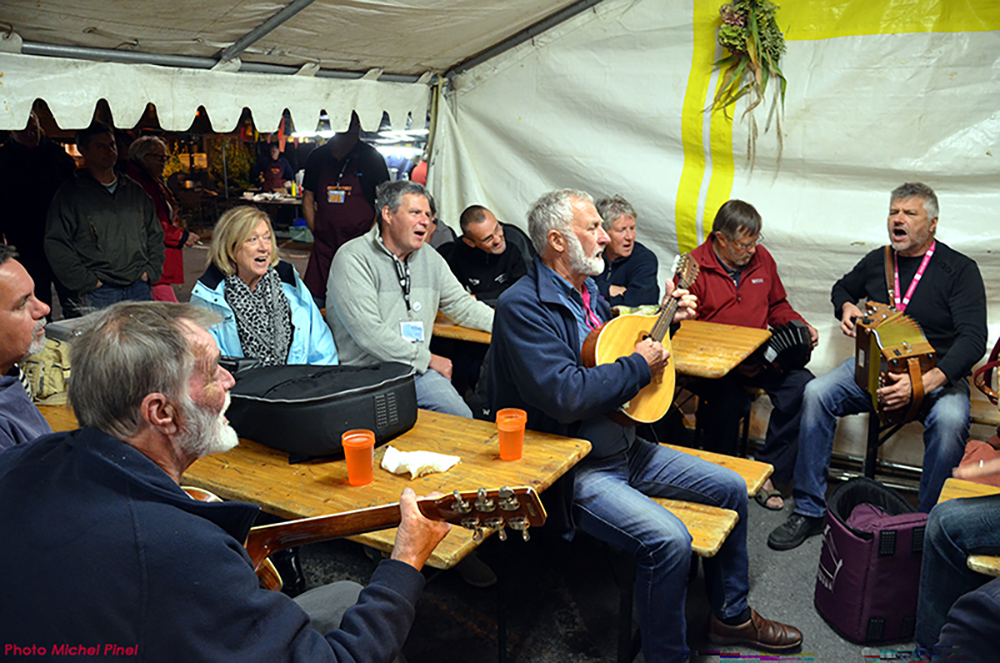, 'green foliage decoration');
711,0,787,169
